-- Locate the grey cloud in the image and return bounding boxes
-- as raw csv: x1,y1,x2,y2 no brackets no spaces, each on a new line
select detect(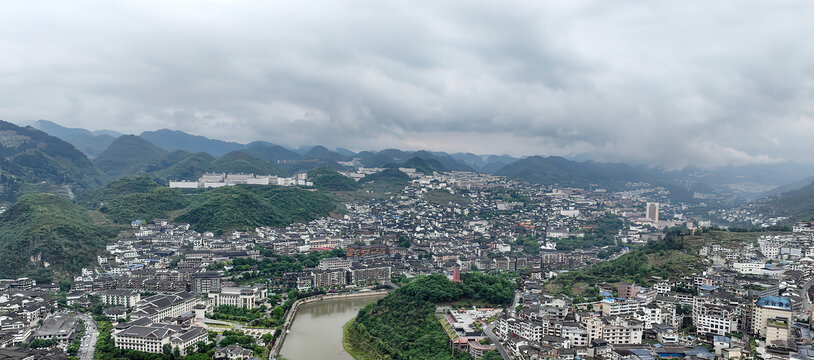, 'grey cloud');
1,0,813,169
